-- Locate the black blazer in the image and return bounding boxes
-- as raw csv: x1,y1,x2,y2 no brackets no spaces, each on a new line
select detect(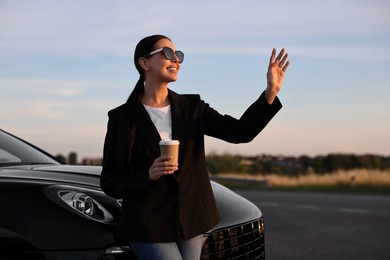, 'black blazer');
100,89,282,242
